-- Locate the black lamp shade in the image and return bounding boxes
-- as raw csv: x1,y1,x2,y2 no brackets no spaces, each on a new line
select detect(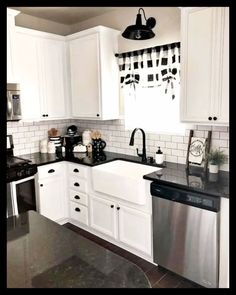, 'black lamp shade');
122,25,155,40
122,13,156,40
